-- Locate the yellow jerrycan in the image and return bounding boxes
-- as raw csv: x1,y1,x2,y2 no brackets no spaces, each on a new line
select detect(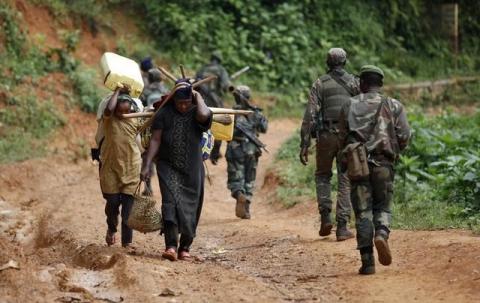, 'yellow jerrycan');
100,52,144,98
